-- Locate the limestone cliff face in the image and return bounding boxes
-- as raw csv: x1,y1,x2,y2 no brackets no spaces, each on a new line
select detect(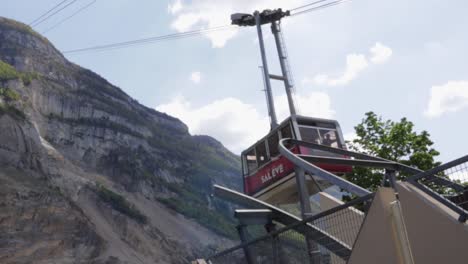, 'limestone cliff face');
0,17,240,263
